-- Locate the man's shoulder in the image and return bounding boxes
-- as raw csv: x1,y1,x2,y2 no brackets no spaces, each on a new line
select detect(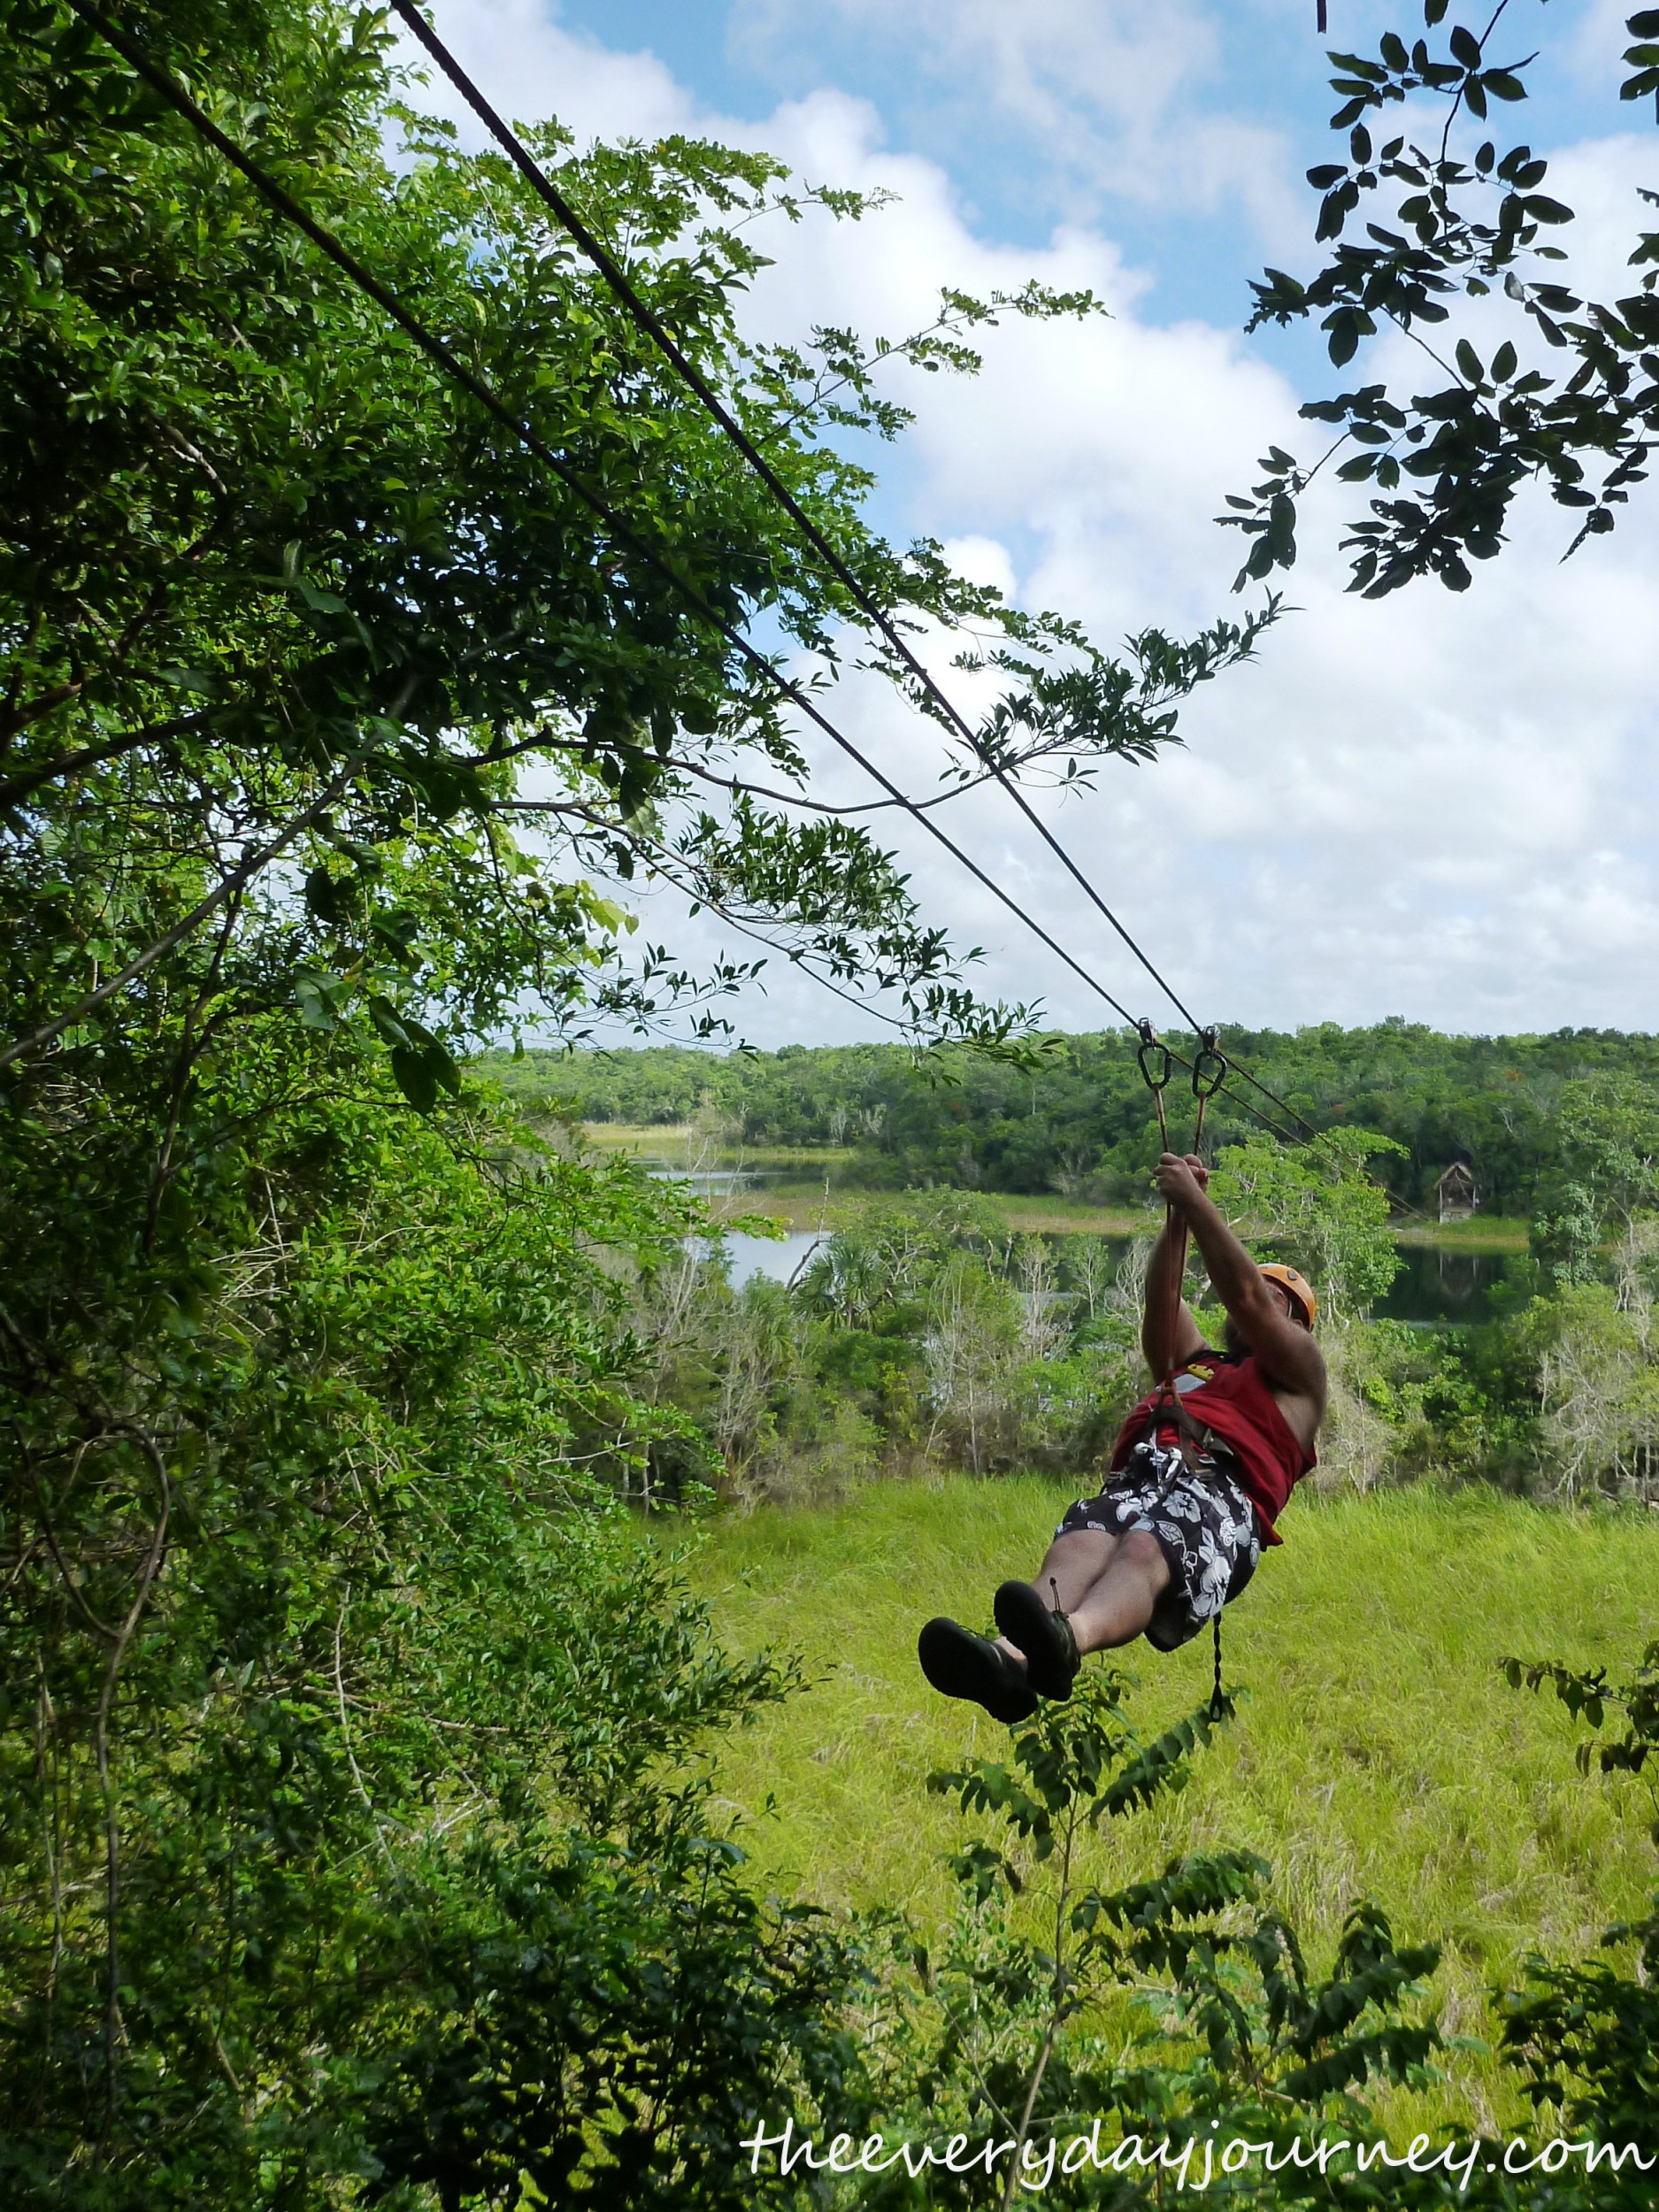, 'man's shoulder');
1171,1347,1228,1388
1178,1345,1230,1372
